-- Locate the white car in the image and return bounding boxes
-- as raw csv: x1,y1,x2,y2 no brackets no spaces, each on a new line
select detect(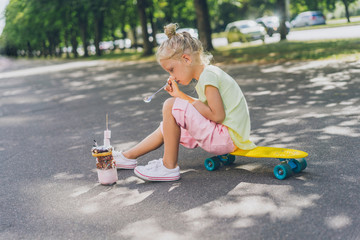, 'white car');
156,28,199,45
291,11,326,28
177,28,199,39
155,33,168,45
